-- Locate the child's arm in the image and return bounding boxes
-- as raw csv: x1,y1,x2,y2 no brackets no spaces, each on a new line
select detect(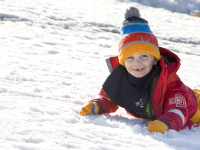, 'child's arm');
156,91,188,131
79,88,119,116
